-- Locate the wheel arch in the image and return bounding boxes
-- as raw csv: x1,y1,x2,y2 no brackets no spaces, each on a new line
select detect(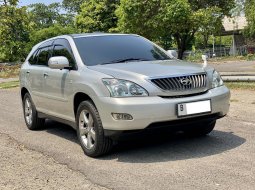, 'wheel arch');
73,92,96,117
21,87,29,100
